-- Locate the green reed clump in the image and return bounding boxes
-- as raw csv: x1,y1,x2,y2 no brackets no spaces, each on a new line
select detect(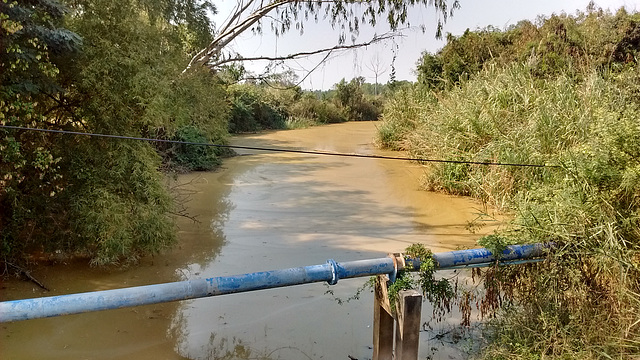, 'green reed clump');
381,63,590,210
379,64,640,357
